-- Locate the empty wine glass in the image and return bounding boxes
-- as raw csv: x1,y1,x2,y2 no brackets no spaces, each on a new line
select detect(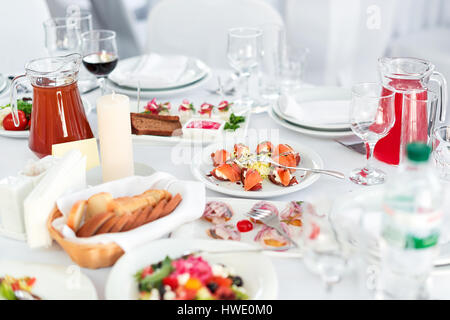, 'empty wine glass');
81,30,119,95
301,208,348,293
349,83,395,185
227,27,263,113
